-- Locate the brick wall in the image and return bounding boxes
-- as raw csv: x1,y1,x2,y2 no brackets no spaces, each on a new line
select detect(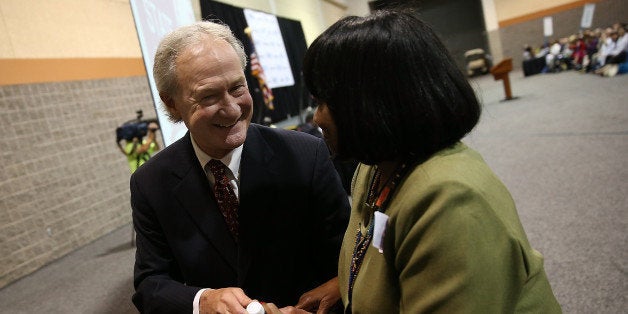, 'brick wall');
0,76,160,288
500,0,628,70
